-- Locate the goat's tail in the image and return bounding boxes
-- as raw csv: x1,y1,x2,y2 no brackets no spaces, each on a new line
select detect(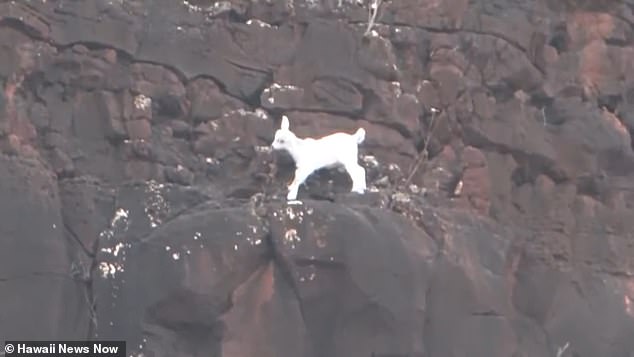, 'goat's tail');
354,128,366,144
